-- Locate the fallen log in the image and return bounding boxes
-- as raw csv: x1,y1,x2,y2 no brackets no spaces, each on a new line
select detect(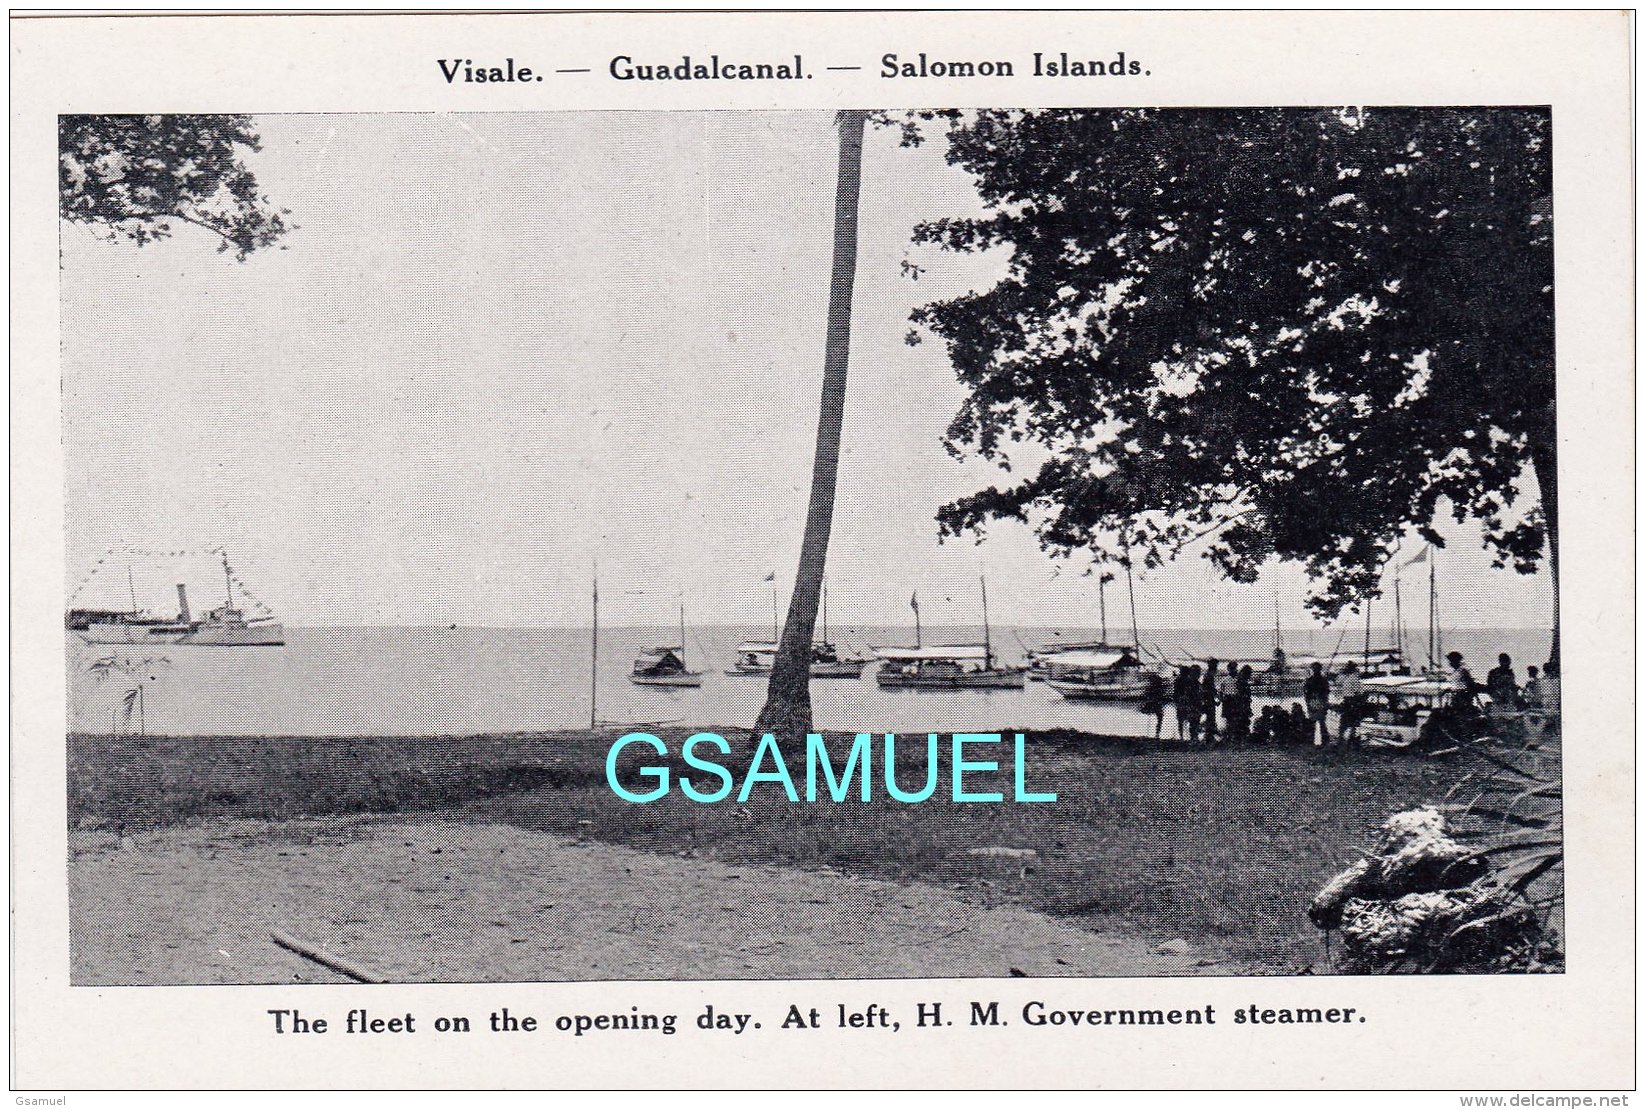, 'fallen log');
270,927,384,984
